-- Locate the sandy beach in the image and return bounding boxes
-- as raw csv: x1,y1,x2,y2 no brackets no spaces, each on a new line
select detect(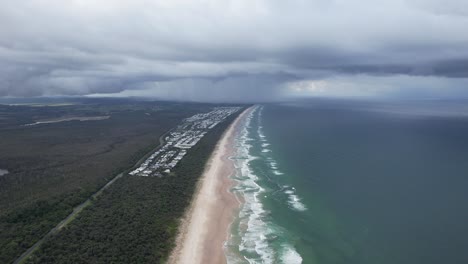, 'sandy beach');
168,107,251,264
